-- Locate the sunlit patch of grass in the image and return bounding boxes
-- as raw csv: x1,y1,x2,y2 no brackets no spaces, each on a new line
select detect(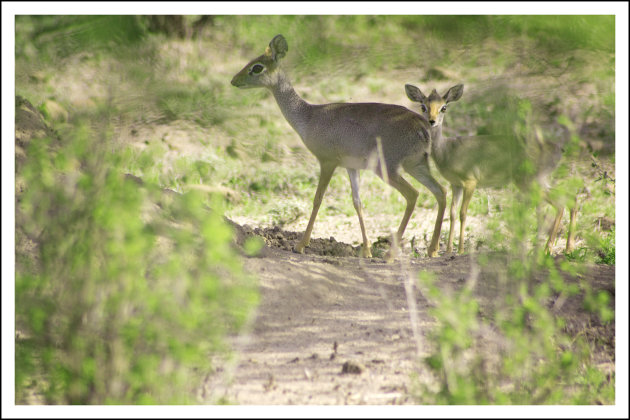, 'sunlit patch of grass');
564,247,589,263
468,193,491,216
595,229,615,265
